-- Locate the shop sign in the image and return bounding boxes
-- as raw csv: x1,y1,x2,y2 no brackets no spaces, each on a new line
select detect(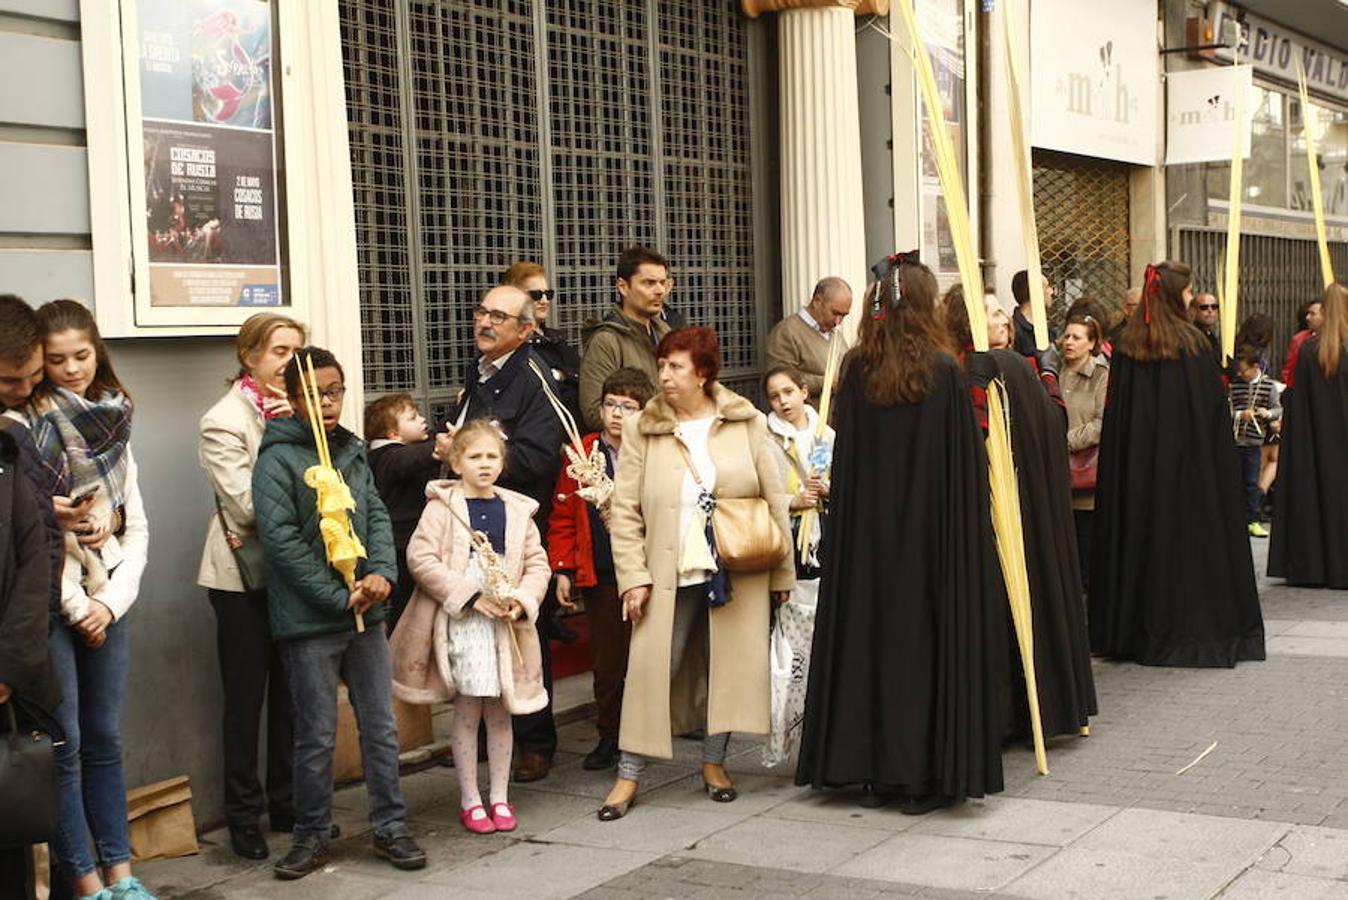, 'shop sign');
1211,3,1348,105
1165,66,1253,166
1030,0,1160,166
135,0,284,311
